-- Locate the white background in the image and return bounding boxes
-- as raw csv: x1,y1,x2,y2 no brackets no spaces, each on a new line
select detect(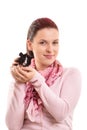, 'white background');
0,0,87,130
